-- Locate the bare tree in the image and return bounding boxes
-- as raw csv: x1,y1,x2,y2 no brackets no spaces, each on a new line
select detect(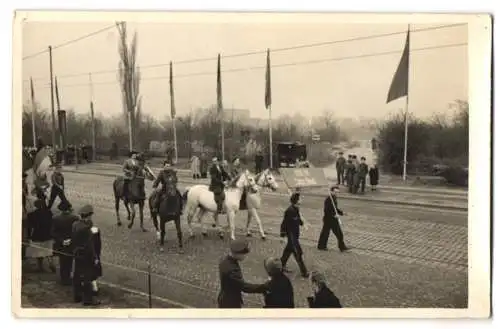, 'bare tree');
116,21,141,150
